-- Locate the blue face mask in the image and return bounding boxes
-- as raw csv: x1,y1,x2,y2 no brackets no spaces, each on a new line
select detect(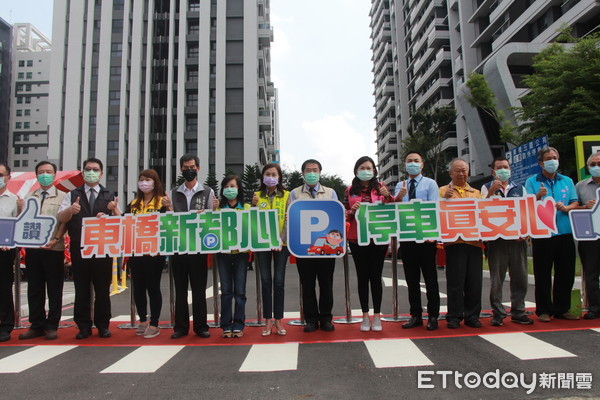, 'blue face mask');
405,162,422,176
589,166,600,178
543,159,559,174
